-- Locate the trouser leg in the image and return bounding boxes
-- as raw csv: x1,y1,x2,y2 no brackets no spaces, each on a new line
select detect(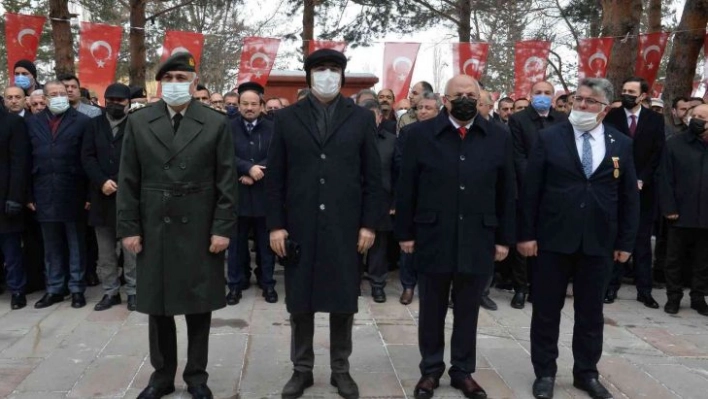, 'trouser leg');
665,227,690,301
399,252,417,289
418,272,452,377
254,217,275,289
40,222,66,295
290,312,315,372
65,222,86,294
689,229,708,301
148,315,178,388
183,312,212,386
448,273,488,379
0,232,25,294
95,226,120,296
329,313,354,373
366,232,389,289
